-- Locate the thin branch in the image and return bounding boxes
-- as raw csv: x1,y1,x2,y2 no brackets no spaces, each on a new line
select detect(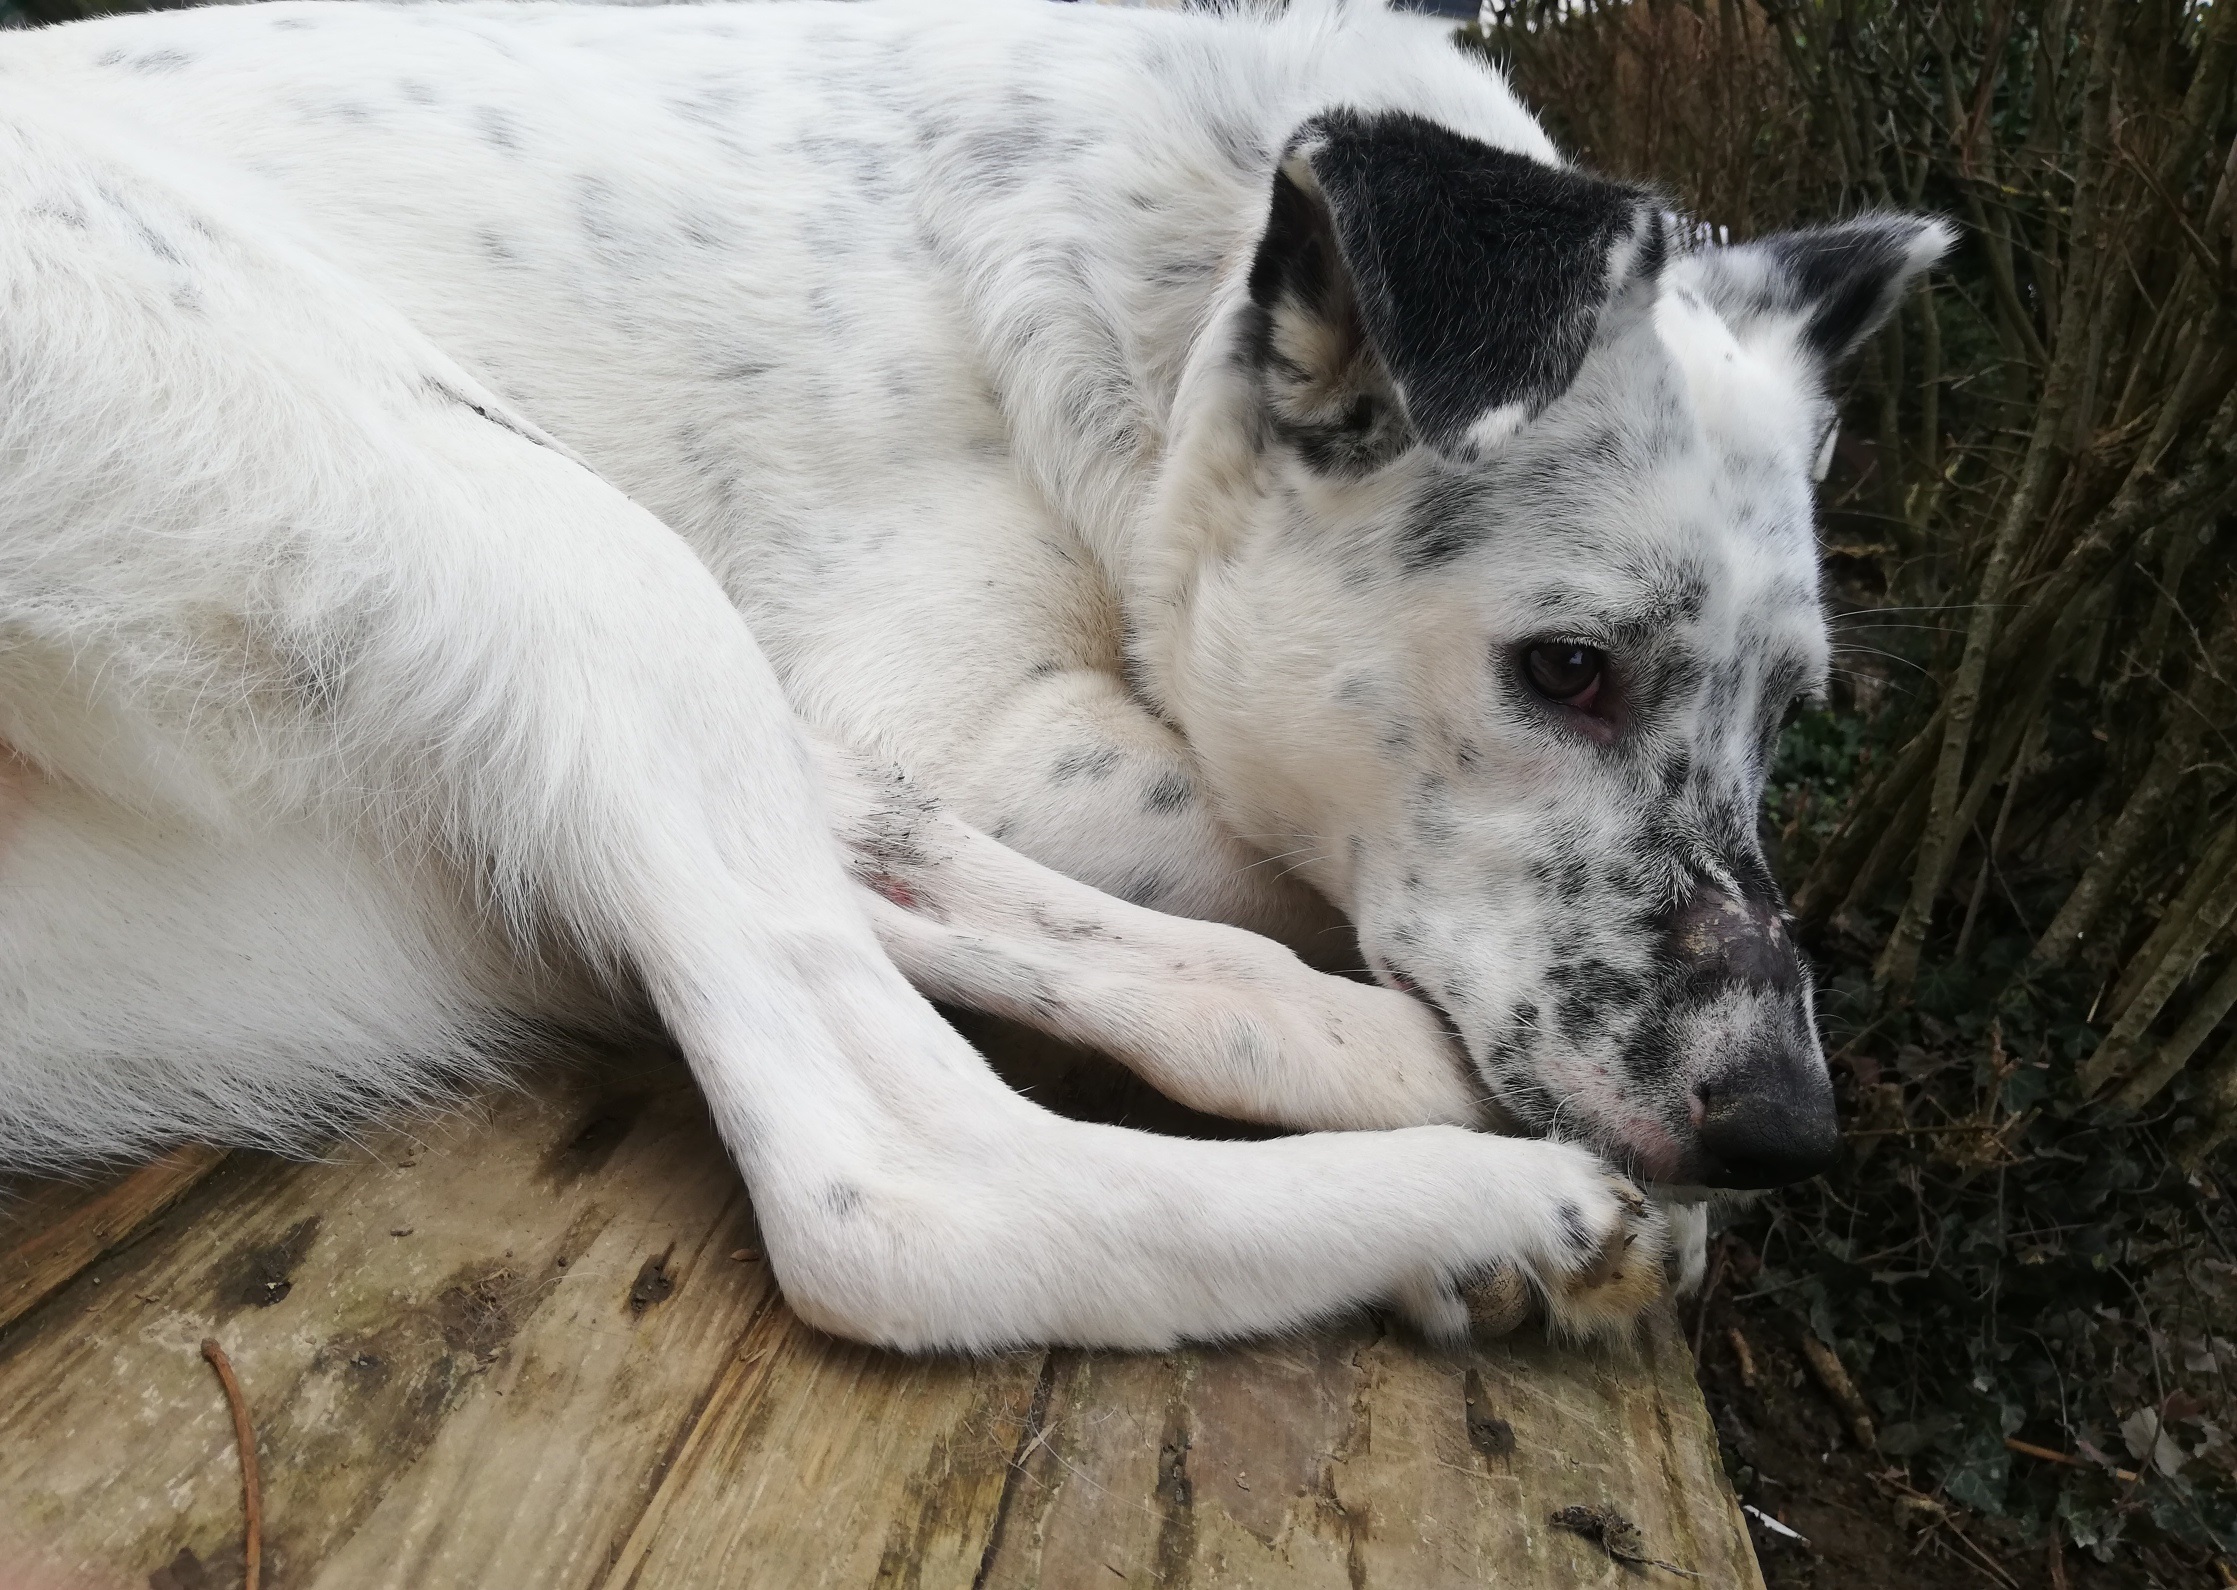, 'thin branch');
200,1337,263,1590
